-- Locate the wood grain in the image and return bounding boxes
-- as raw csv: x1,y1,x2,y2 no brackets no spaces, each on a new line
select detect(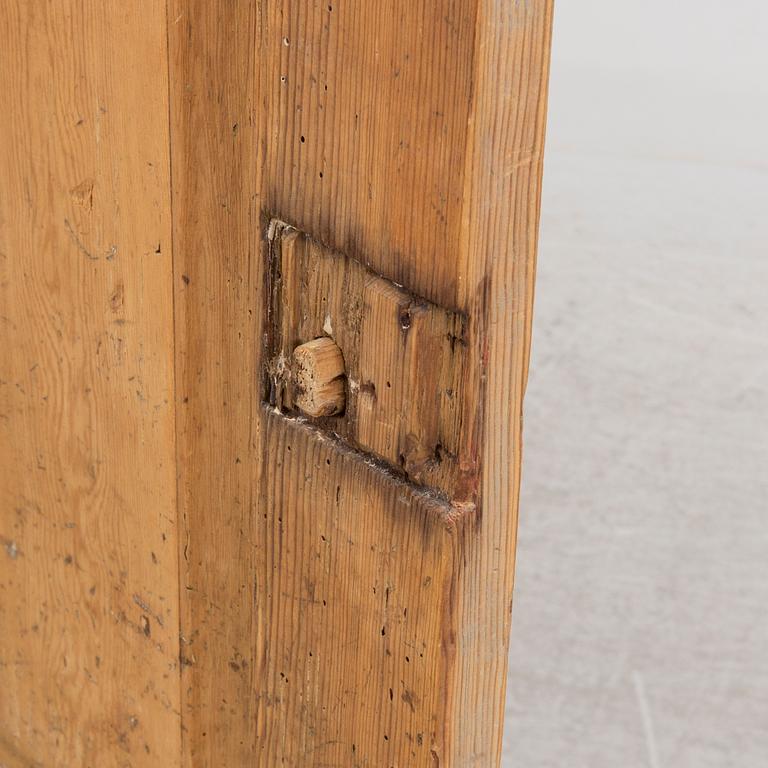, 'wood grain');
452,3,554,762
167,2,262,765
0,2,180,766
1,0,553,764
261,0,479,310
266,225,471,500
255,409,467,766
169,0,553,765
